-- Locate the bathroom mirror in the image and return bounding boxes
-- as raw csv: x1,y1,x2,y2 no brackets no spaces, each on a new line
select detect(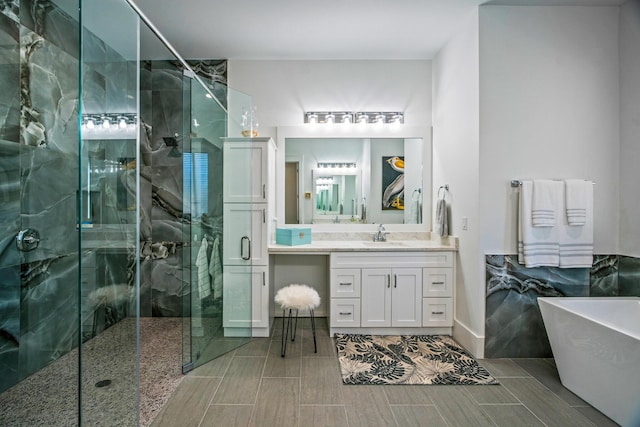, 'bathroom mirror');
312,171,359,223
277,126,431,229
